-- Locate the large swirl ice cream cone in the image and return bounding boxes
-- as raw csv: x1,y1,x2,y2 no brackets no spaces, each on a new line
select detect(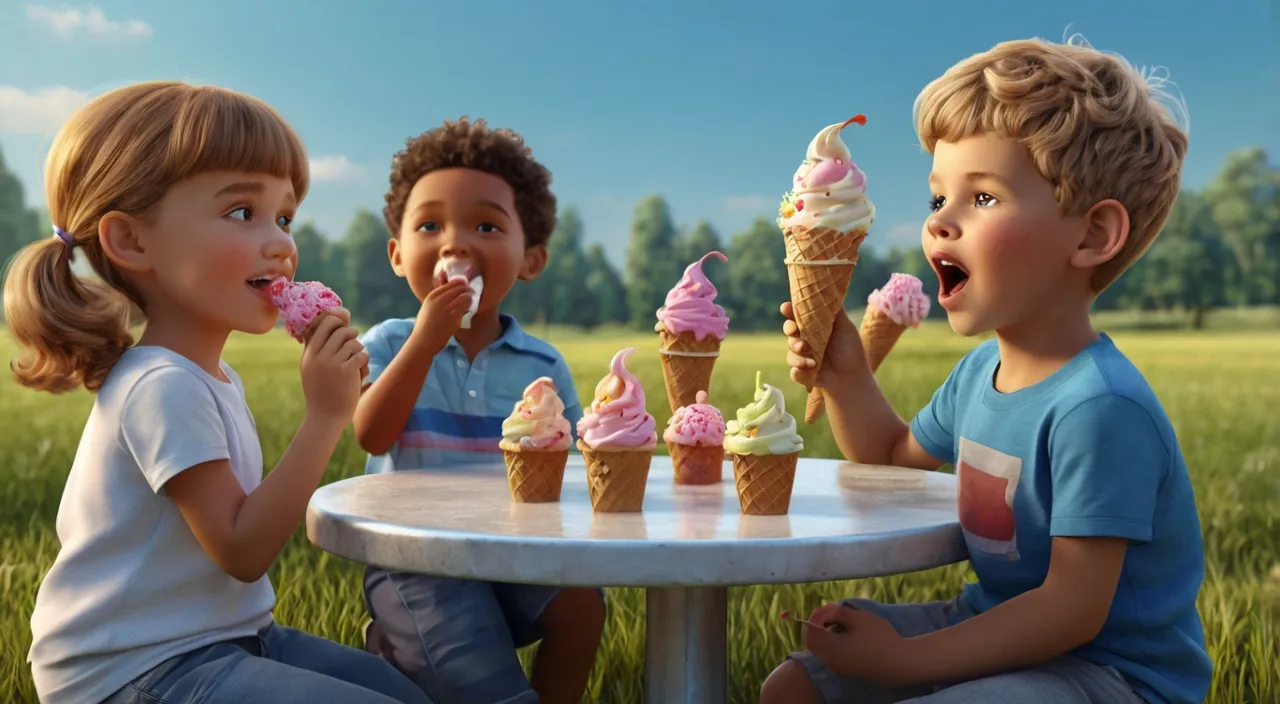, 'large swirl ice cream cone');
724,371,804,515
778,115,876,407
577,347,658,512
804,272,931,423
500,376,573,502
655,251,730,414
